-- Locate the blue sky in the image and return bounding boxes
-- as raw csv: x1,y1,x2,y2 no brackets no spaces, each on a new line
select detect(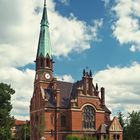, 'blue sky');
53,0,140,78
0,0,140,120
